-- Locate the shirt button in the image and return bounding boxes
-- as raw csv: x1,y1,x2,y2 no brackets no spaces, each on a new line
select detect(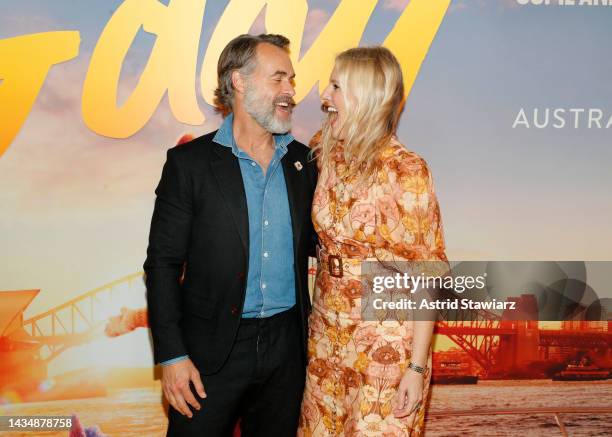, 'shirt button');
251,162,256,167
262,283,267,289
264,220,269,226
263,252,269,258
